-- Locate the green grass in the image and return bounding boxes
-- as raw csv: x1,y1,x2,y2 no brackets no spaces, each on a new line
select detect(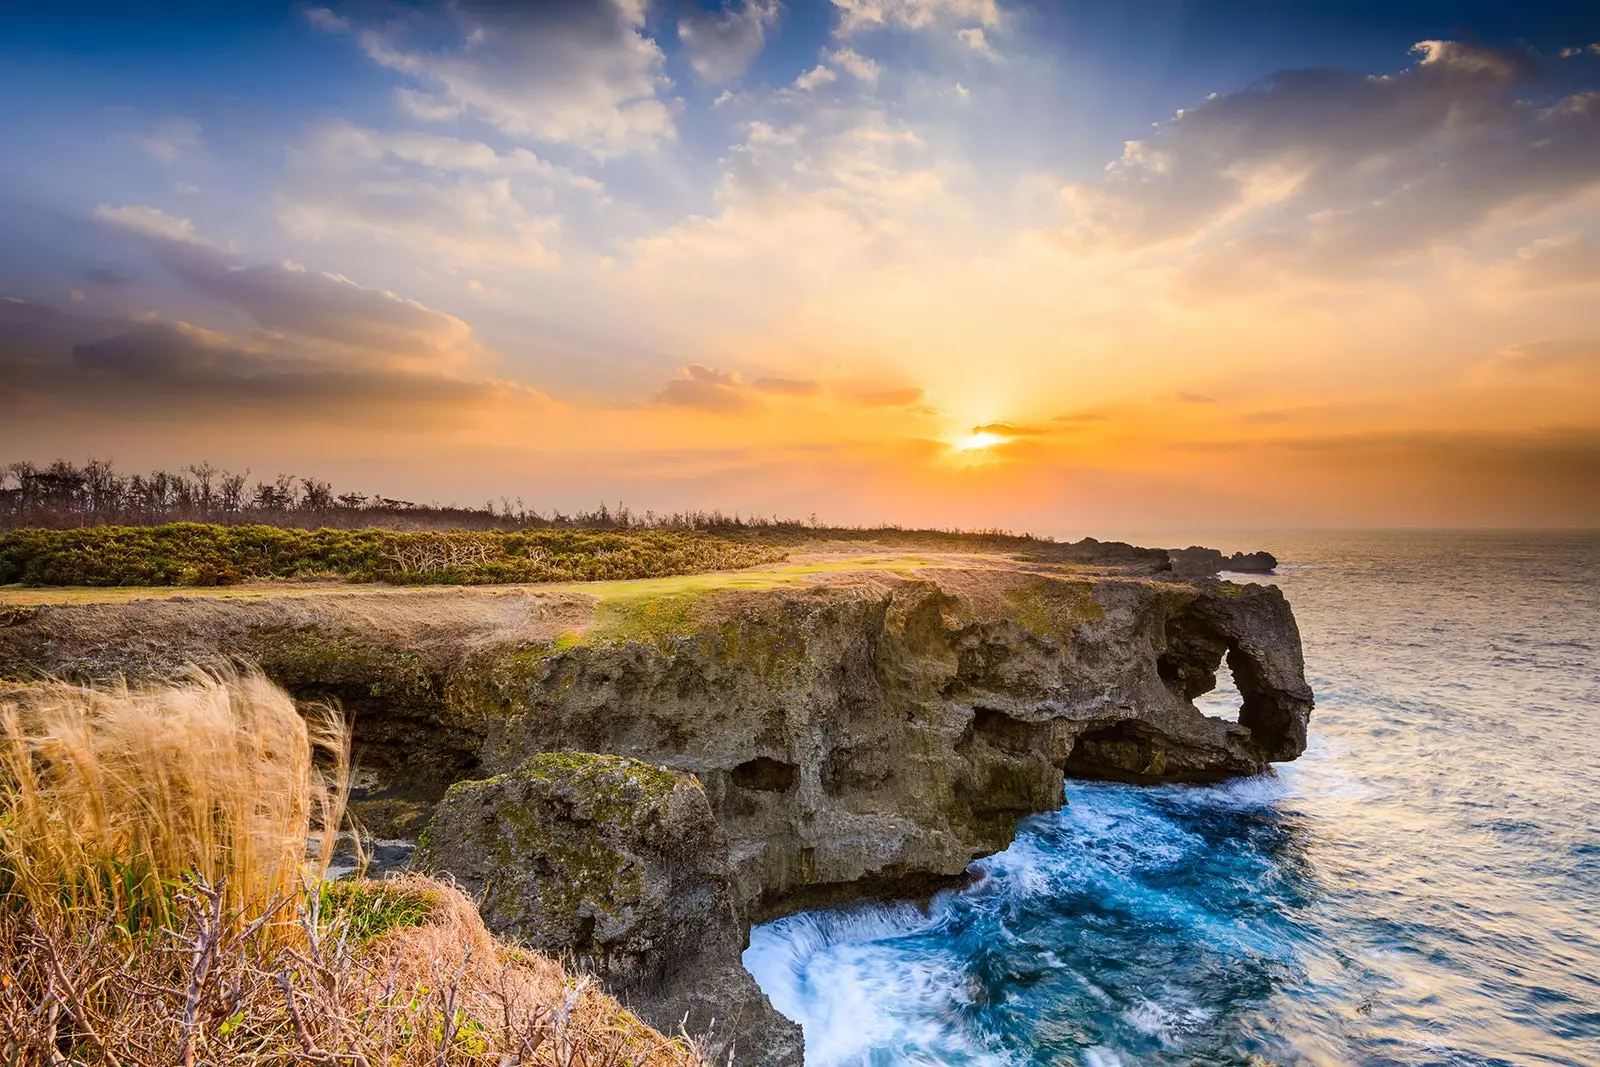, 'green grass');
0,524,788,588
319,879,438,941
